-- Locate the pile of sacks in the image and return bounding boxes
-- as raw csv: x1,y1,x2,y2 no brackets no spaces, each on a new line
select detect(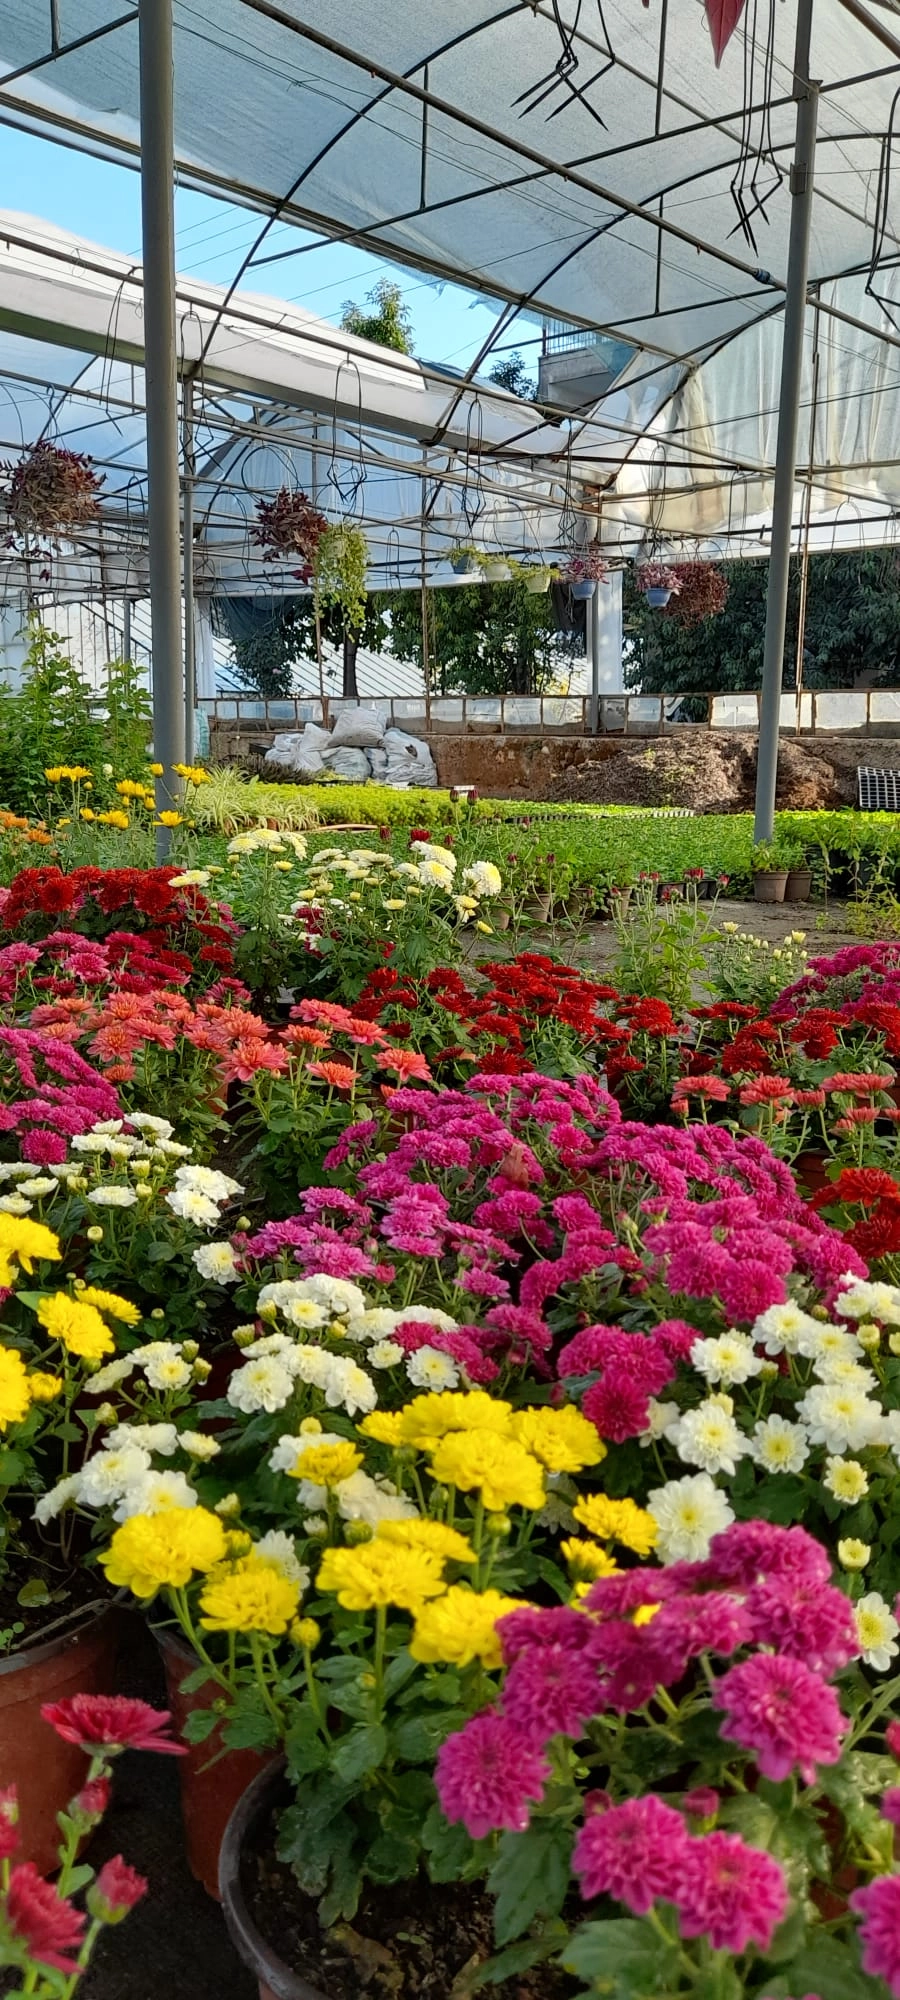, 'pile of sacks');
264,705,437,789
